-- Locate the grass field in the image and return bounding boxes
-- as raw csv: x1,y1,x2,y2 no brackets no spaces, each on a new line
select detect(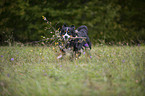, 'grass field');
0,45,145,96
